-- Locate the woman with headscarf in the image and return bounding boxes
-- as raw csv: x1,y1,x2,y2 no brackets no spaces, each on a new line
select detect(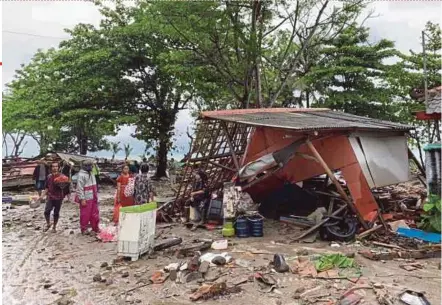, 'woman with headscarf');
75,159,100,235
113,164,135,224
190,170,210,225
134,163,154,205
